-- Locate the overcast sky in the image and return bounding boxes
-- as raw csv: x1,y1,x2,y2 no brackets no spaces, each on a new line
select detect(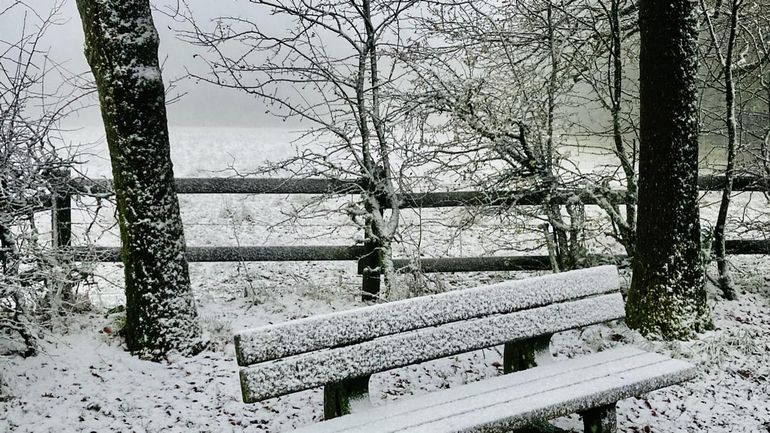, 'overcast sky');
6,0,280,127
